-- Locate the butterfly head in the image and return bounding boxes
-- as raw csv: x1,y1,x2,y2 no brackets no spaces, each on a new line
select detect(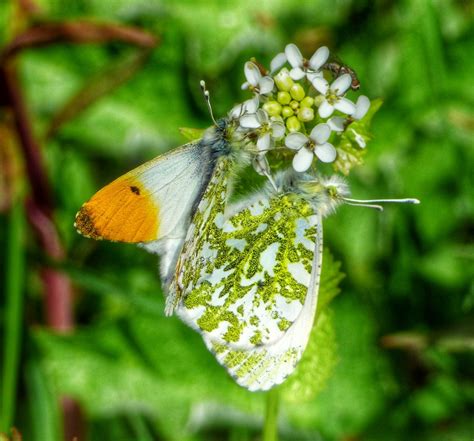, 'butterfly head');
272,170,349,216
273,169,420,216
